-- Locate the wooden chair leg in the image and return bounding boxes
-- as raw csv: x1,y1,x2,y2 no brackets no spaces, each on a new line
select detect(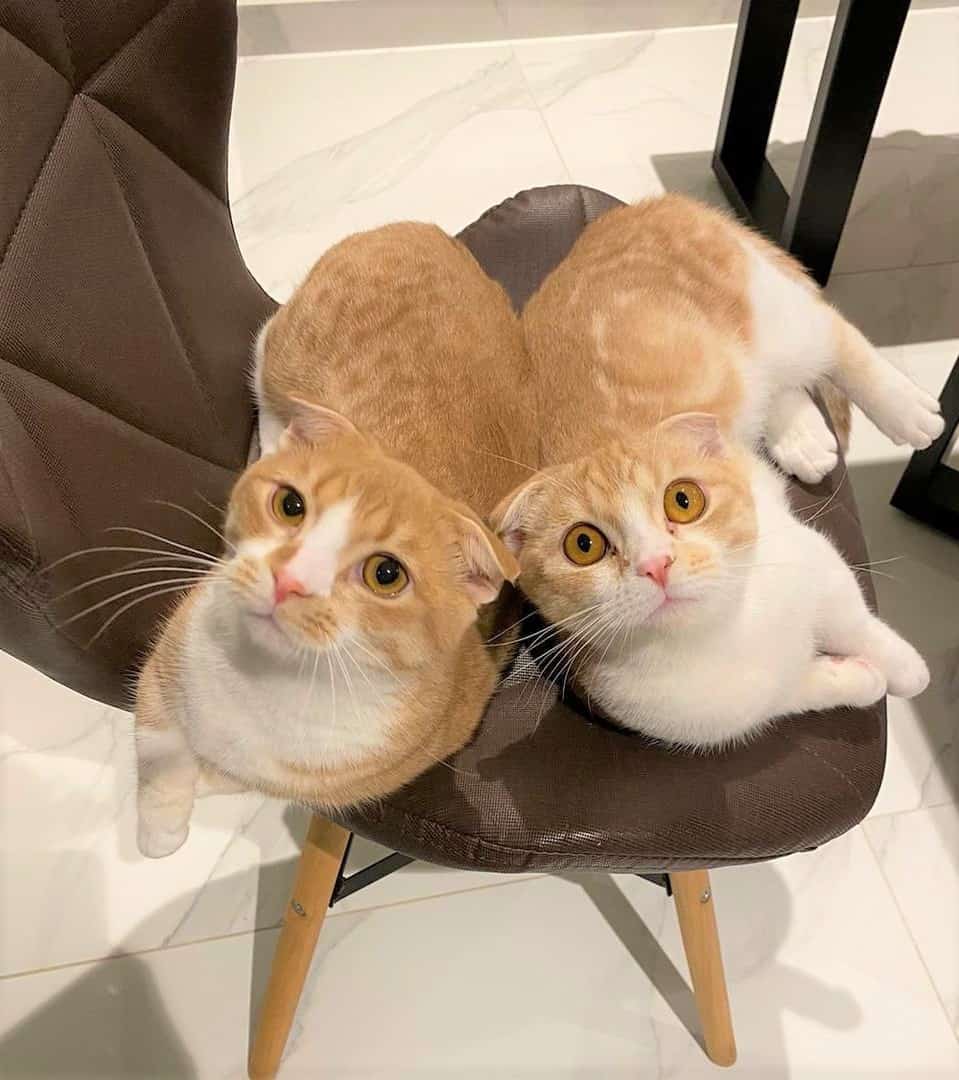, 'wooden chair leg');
249,814,351,1080
671,869,737,1067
